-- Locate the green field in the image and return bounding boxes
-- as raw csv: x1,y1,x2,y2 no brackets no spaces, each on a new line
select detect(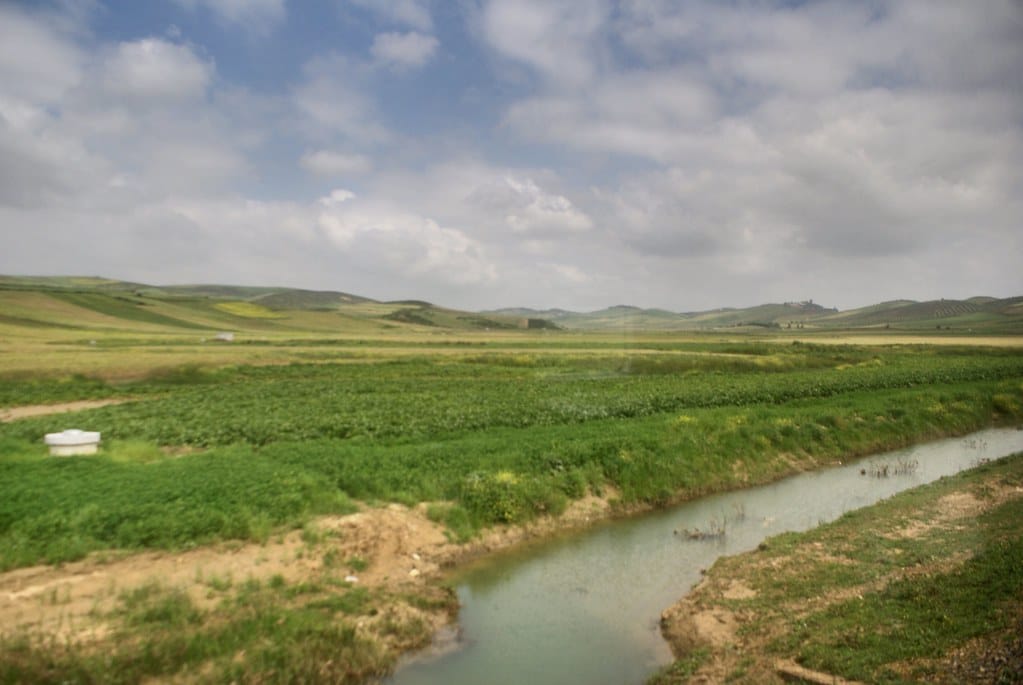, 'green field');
2,277,1023,682
2,338,1022,569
